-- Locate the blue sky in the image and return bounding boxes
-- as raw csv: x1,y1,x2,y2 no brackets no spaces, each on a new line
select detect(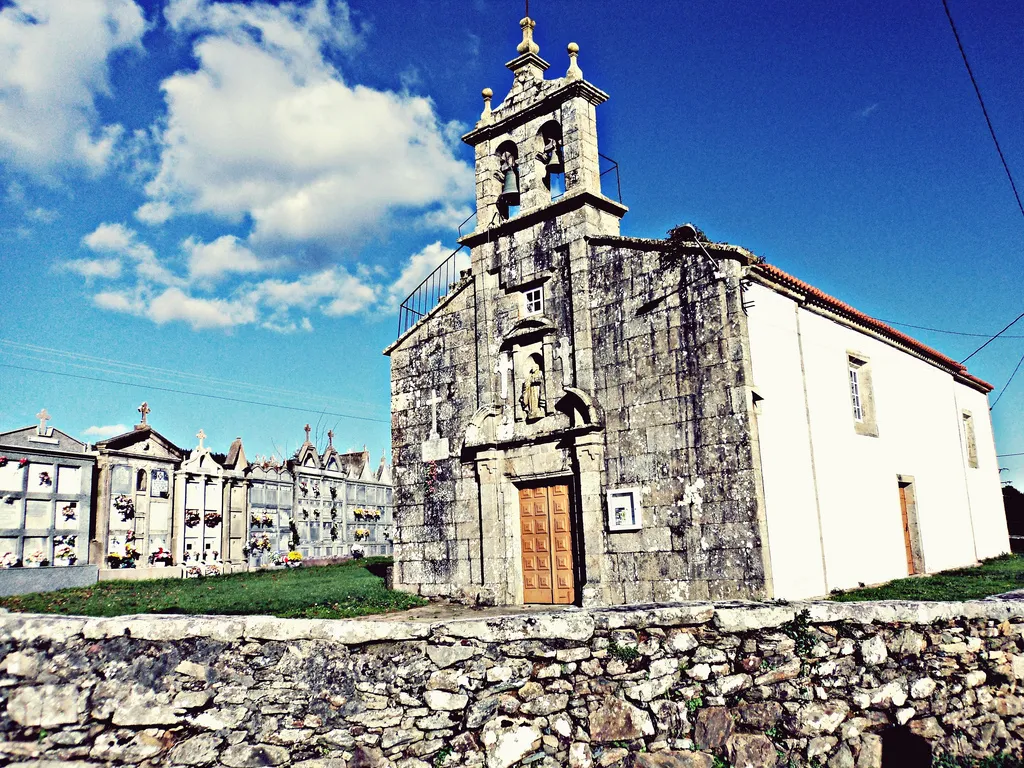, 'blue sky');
0,0,1022,485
